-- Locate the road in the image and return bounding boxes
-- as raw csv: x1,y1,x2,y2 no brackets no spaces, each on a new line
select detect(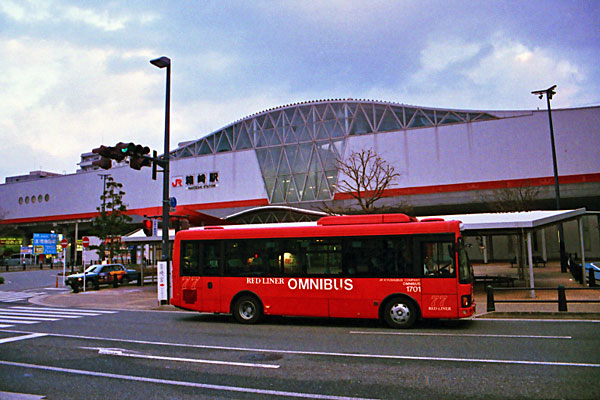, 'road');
0,302,599,399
